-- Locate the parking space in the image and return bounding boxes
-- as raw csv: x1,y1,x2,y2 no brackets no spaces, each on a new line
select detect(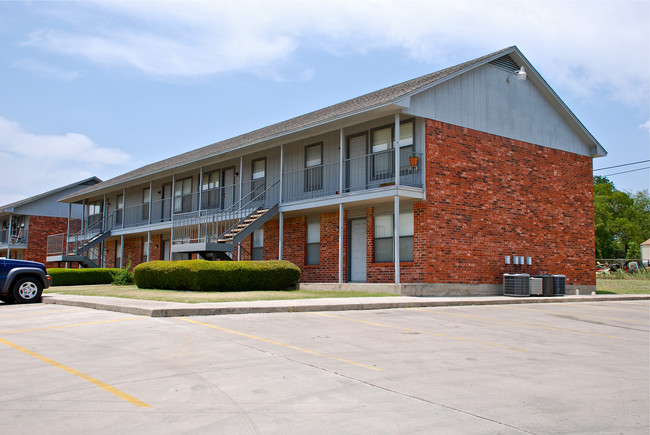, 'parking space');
0,301,648,434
